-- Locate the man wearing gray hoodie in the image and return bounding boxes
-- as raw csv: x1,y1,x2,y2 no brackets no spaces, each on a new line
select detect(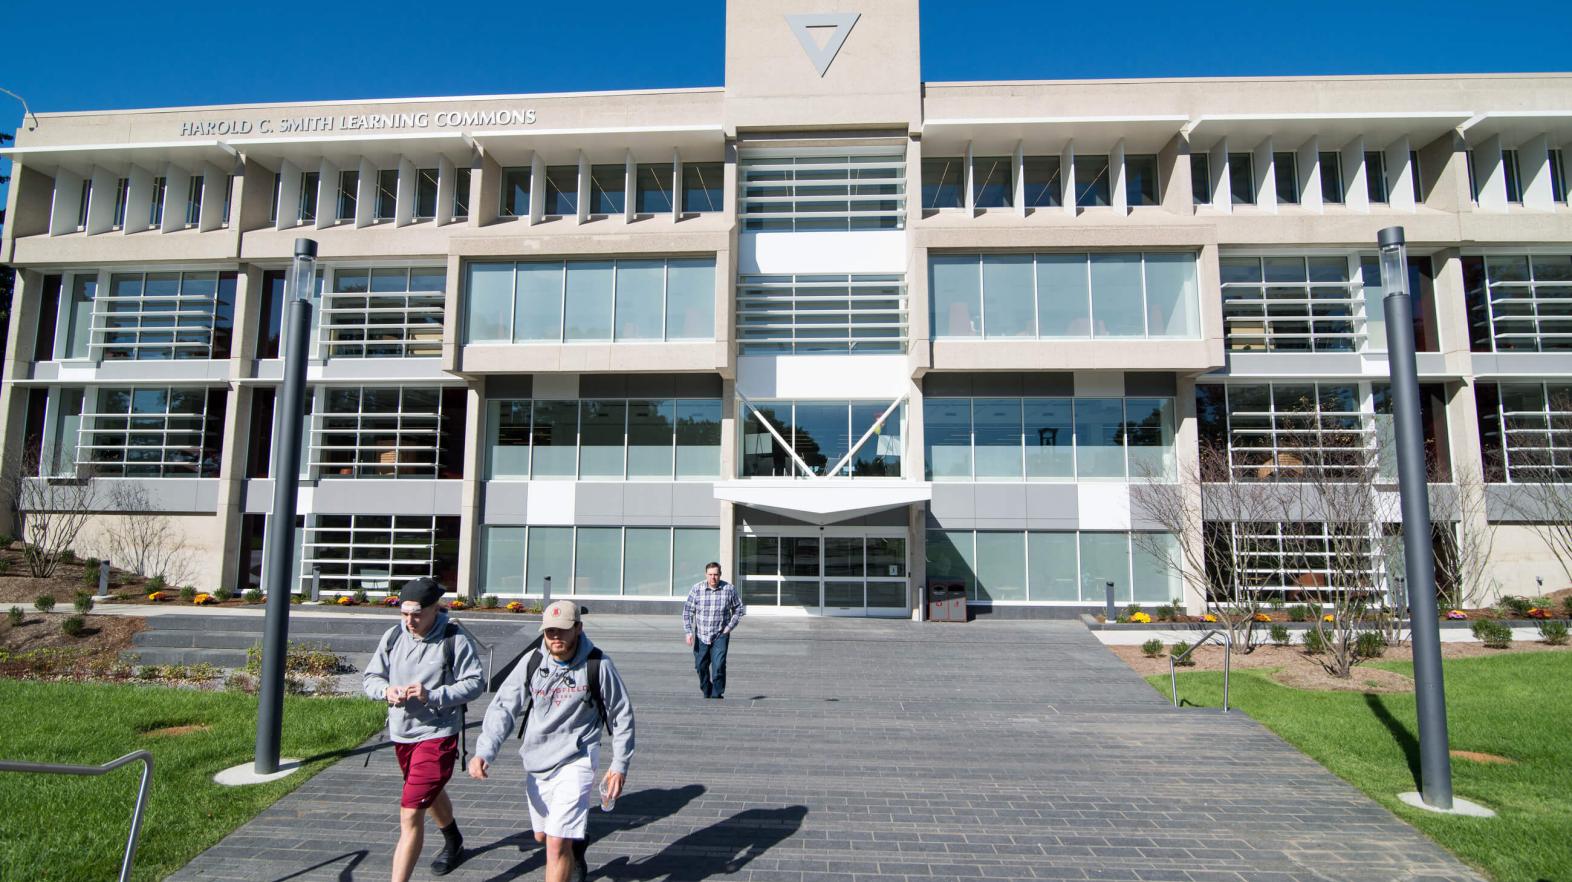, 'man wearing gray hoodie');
469,600,635,882
363,578,485,880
